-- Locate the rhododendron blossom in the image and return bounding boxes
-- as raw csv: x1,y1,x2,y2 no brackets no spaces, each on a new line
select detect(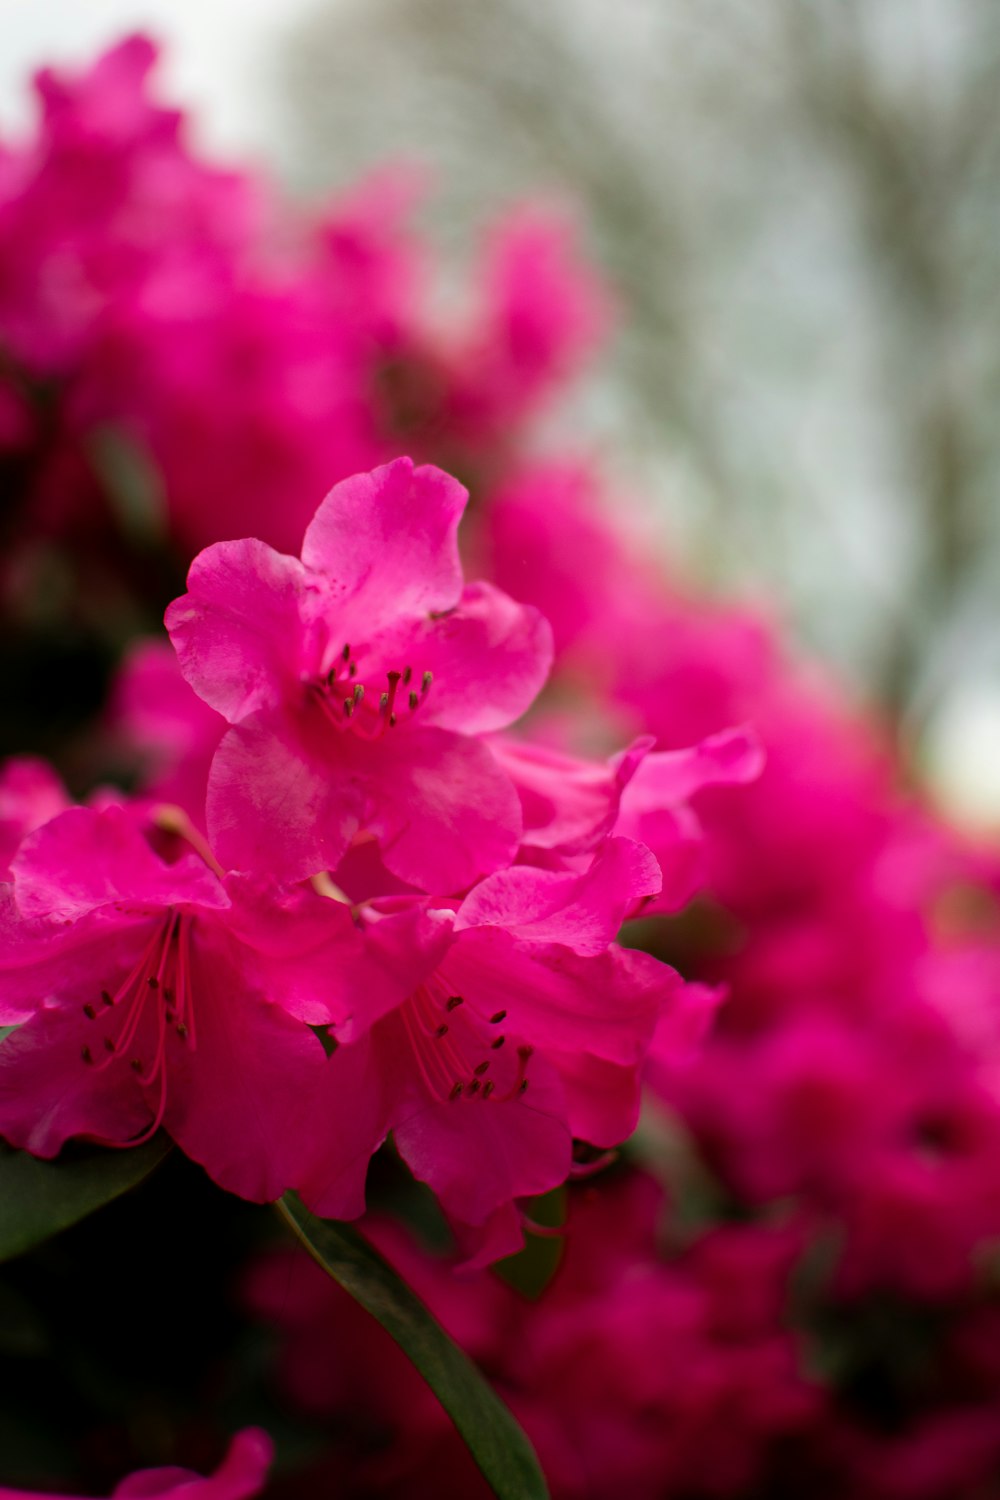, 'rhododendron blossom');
297,836,680,1238
167,457,552,890
0,804,362,1200
0,1428,273,1500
